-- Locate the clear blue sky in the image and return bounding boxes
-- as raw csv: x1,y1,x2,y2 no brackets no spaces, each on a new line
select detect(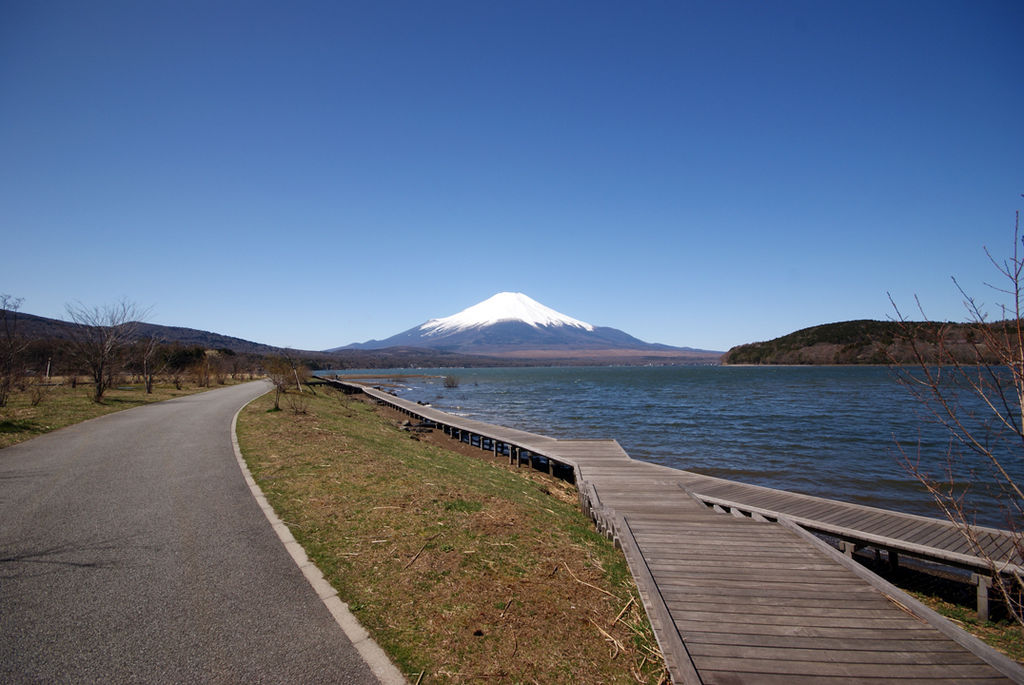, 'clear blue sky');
2,1,1022,352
